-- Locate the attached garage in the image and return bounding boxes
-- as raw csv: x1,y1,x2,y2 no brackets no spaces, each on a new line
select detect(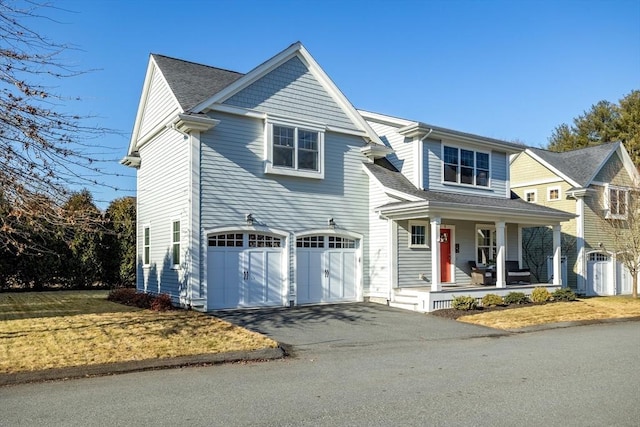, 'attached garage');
296,235,359,304
207,232,286,310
